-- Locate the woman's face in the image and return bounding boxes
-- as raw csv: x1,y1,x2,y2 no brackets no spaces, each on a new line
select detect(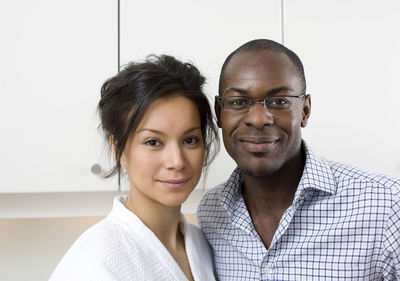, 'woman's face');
121,94,205,208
